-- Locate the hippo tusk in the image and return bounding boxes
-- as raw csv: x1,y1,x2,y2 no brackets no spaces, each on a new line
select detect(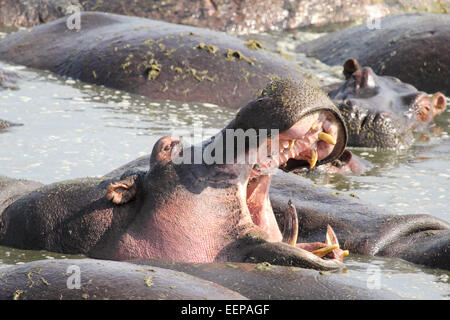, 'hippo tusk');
325,225,350,258
311,244,339,257
282,199,298,246
309,149,318,168
318,132,336,145
288,139,296,151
